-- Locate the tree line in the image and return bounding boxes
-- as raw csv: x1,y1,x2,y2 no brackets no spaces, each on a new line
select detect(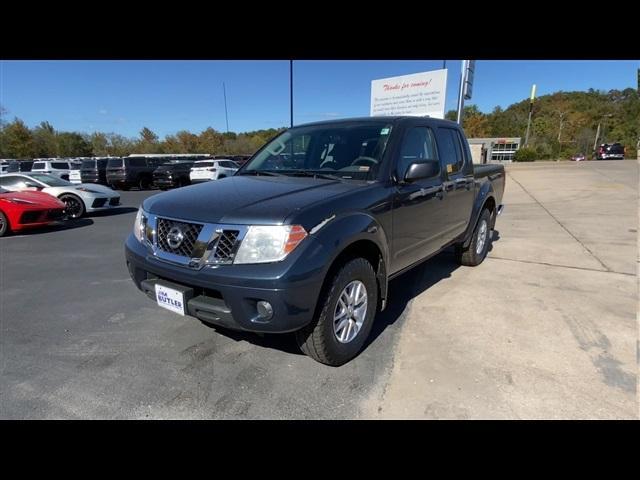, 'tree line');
0,112,285,160
1,87,638,160
445,87,639,159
